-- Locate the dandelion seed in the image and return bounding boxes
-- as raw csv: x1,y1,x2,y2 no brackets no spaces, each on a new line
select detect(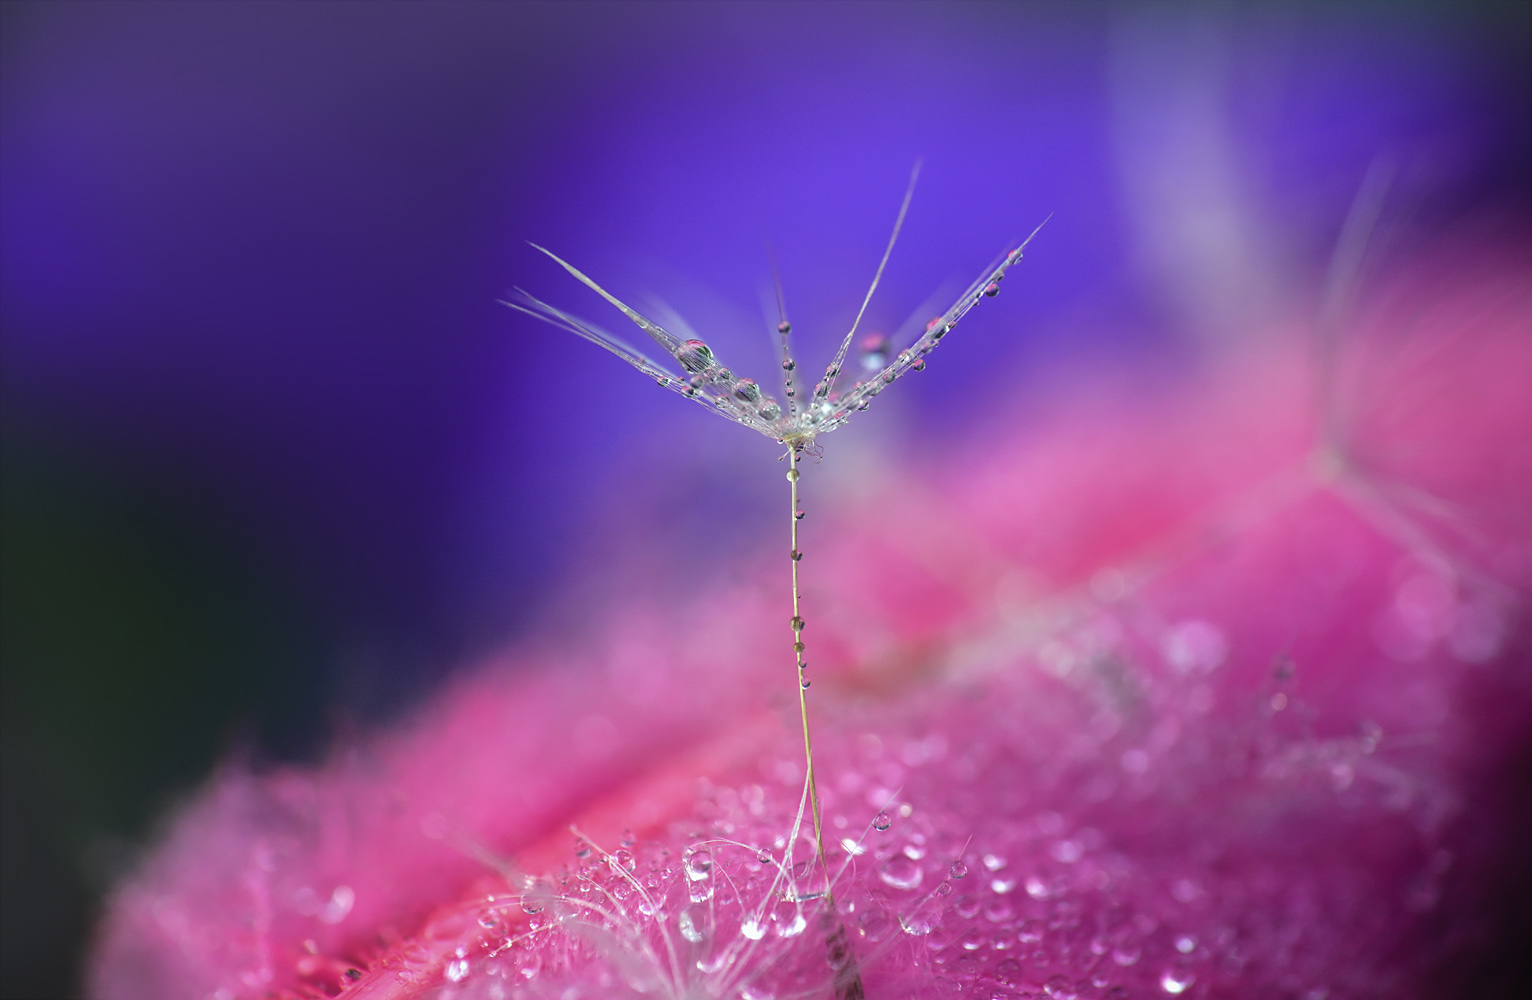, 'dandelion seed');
508,163,1045,999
